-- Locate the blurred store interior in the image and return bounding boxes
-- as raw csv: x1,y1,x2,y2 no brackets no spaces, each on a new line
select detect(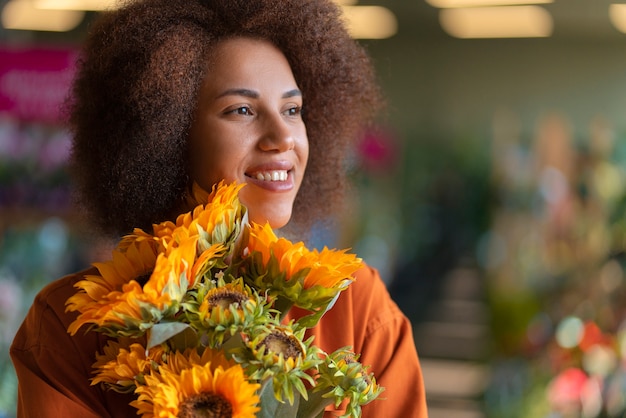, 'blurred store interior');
3,0,626,417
